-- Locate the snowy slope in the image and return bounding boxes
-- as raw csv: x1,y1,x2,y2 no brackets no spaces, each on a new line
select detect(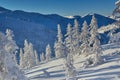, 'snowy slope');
25,43,120,80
